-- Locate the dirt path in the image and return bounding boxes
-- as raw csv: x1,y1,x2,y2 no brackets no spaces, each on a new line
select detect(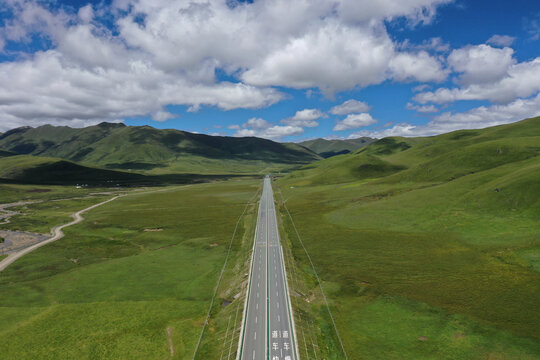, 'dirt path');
0,185,192,272
0,195,123,272
0,200,42,225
